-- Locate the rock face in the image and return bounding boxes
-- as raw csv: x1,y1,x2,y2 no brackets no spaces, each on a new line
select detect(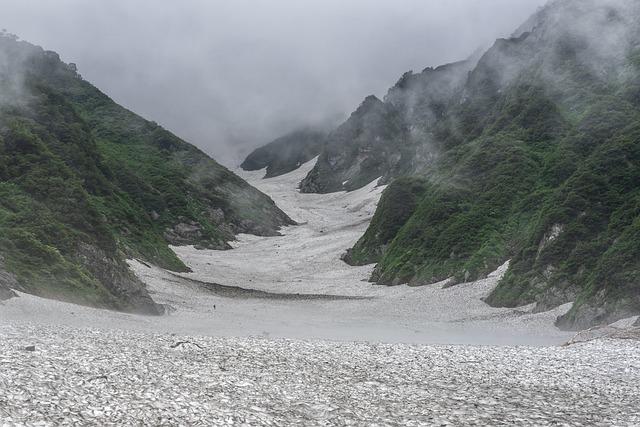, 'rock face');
0,34,293,312
332,0,640,329
241,128,327,178
0,256,18,301
164,221,233,250
300,96,407,193
0,285,16,301
75,243,164,315
300,60,474,194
